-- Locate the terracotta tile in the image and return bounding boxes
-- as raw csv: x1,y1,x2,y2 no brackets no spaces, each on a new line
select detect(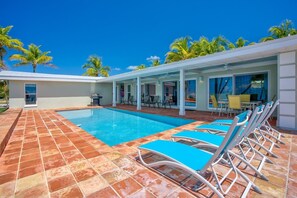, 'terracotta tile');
78,176,108,195
48,174,76,192
87,187,120,198
132,169,159,186
18,164,44,179
44,160,66,171
102,168,129,184
21,152,40,162
88,155,108,166
82,151,101,159
43,154,63,163
146,178,177,197
112,177,142,197
68,160,91,172
20,158,42,170
46,166,71,181
60,145,77,152
16,173,45,193
94,160,118,174
0,163,19,175
0,181,16,197
104,152,123,161
0,172,16,185
128,188,155,198
50,184,83,198
73,168,97,182
15,183,48,198
62,150,85,164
